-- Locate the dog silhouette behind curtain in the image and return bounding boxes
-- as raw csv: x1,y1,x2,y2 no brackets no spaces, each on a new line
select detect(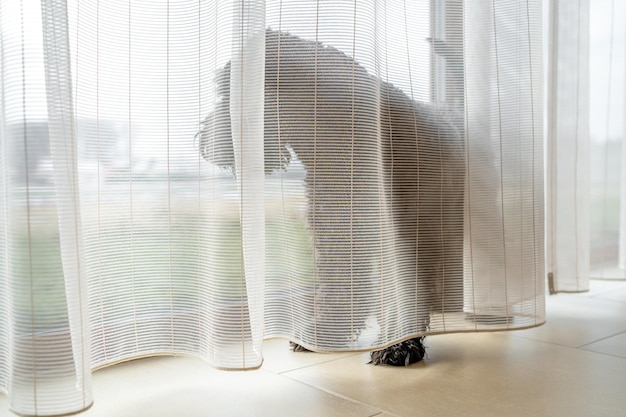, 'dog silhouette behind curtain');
197,30,465,365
